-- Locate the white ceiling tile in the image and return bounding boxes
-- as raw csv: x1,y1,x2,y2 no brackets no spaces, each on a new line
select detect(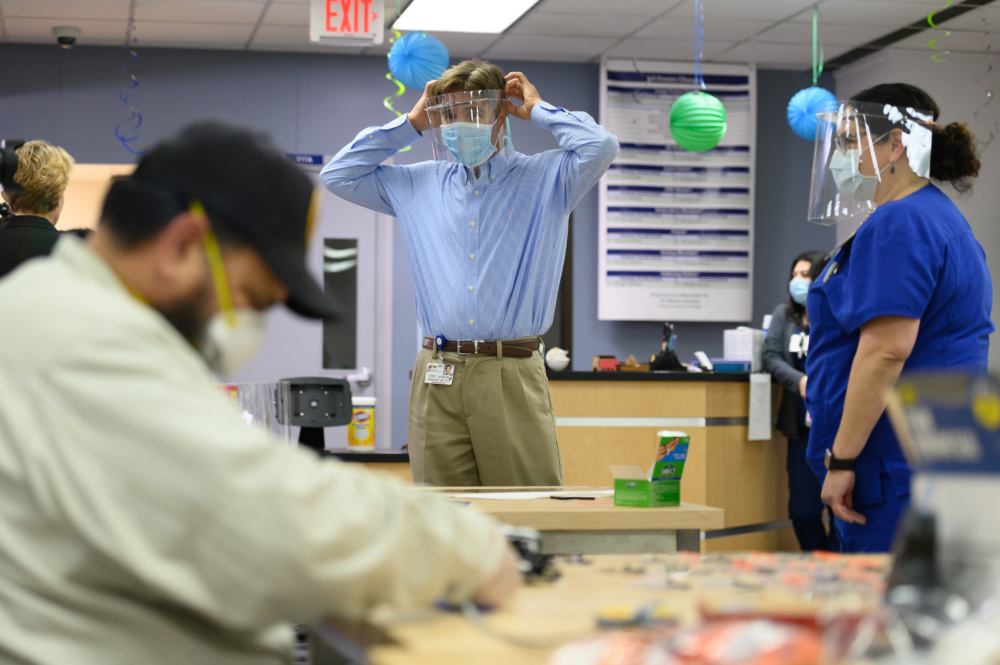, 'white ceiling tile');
667,0,816,22
263,2,309,26
790,1,949,27
133,21,254,47
2,17,129,45
510,11,648,38
482,34,616,62
432,31,500,58
536,0,678,16
135,1,265,24
0,0,130,20
635,18,774,41
250,24,368,52
604,38,728,63
711,40,851,68
756,21,893,47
